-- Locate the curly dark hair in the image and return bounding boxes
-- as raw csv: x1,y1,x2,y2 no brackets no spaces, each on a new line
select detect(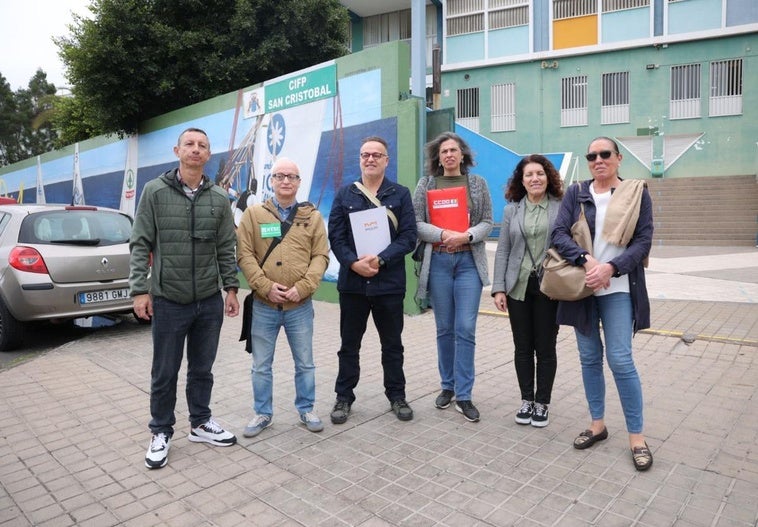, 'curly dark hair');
424,132,475,177
505,154,564,202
